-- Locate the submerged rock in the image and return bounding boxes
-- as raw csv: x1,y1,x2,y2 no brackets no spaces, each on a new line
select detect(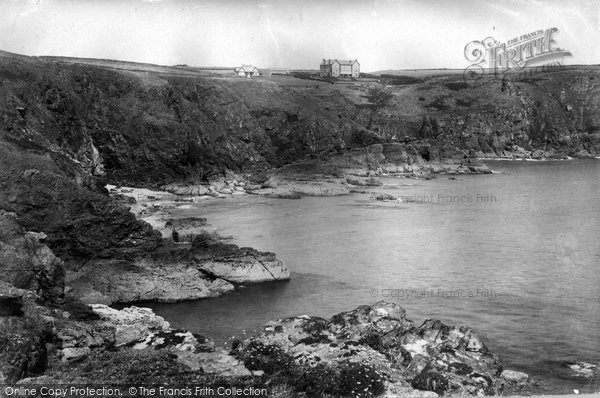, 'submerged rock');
373,193,397,201
262,191,302,199
501,369,529,384
565,361,598,378
346,177,382,186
